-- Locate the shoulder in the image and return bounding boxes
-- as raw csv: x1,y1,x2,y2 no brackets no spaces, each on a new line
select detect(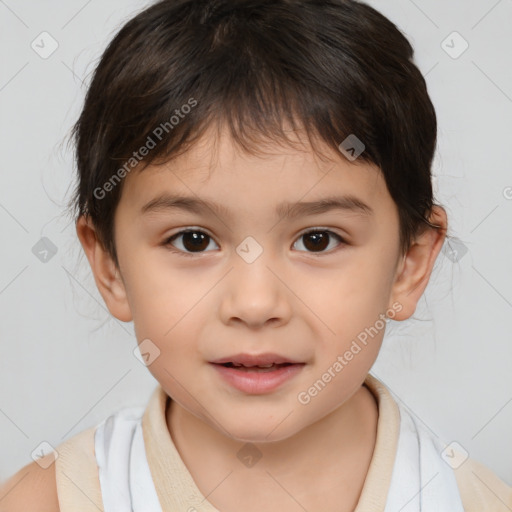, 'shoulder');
0,453,59,512
54,425,105,511
0,424,104,512
454,454,512,512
